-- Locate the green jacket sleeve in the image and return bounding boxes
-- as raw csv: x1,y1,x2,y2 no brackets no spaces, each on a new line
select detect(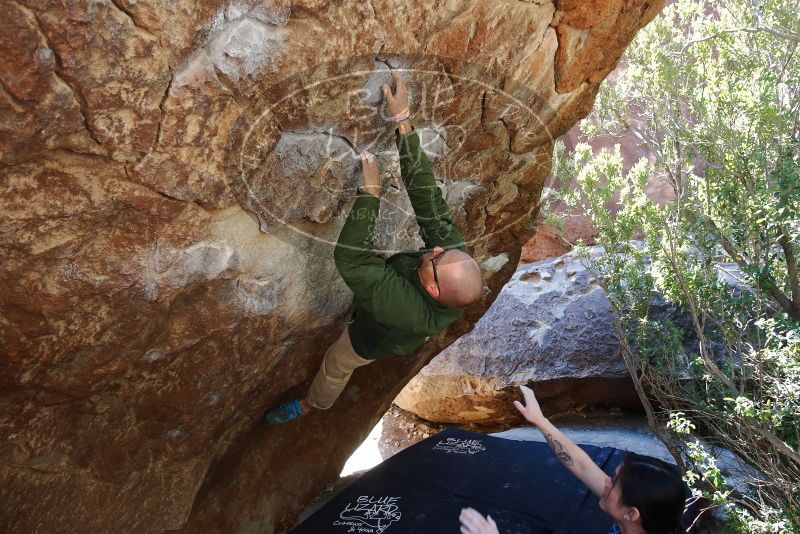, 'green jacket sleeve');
333,191,435,332
396,129,467,252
